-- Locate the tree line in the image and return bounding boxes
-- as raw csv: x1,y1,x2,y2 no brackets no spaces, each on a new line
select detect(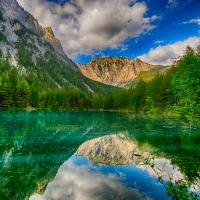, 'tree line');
0,45,199,123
